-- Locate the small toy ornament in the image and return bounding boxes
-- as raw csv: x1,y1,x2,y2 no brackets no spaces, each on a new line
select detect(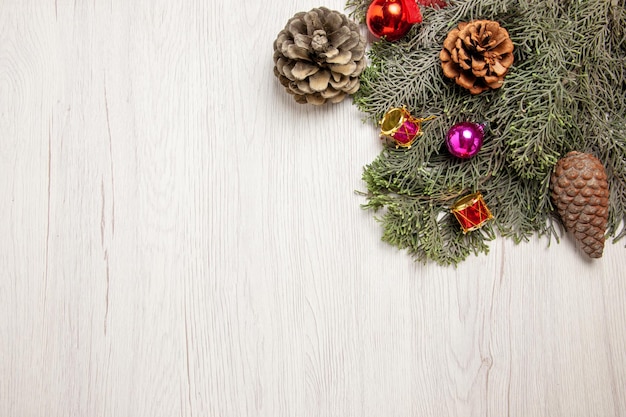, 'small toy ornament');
446,122,485,158
379,107,434,148
451,192,494,233
366,0,422,42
